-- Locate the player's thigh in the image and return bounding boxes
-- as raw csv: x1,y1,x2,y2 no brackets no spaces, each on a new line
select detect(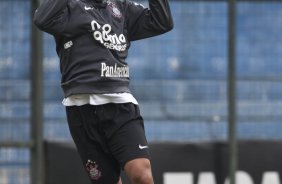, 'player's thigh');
66,105,121,184
107,108,151,170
